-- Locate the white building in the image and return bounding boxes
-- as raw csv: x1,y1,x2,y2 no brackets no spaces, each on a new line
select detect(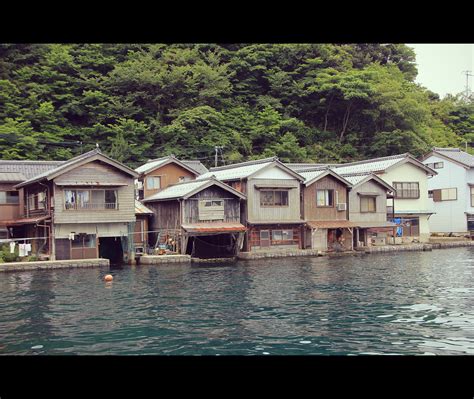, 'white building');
327,154,437,243
421,148,474,234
